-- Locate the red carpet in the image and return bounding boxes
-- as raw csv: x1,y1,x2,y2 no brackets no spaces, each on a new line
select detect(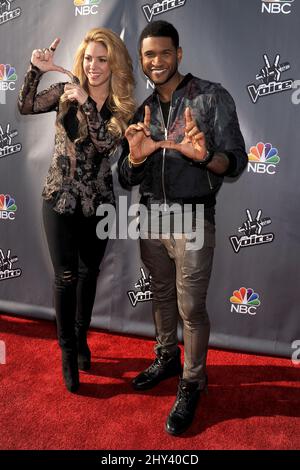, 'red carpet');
0,314,299,450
